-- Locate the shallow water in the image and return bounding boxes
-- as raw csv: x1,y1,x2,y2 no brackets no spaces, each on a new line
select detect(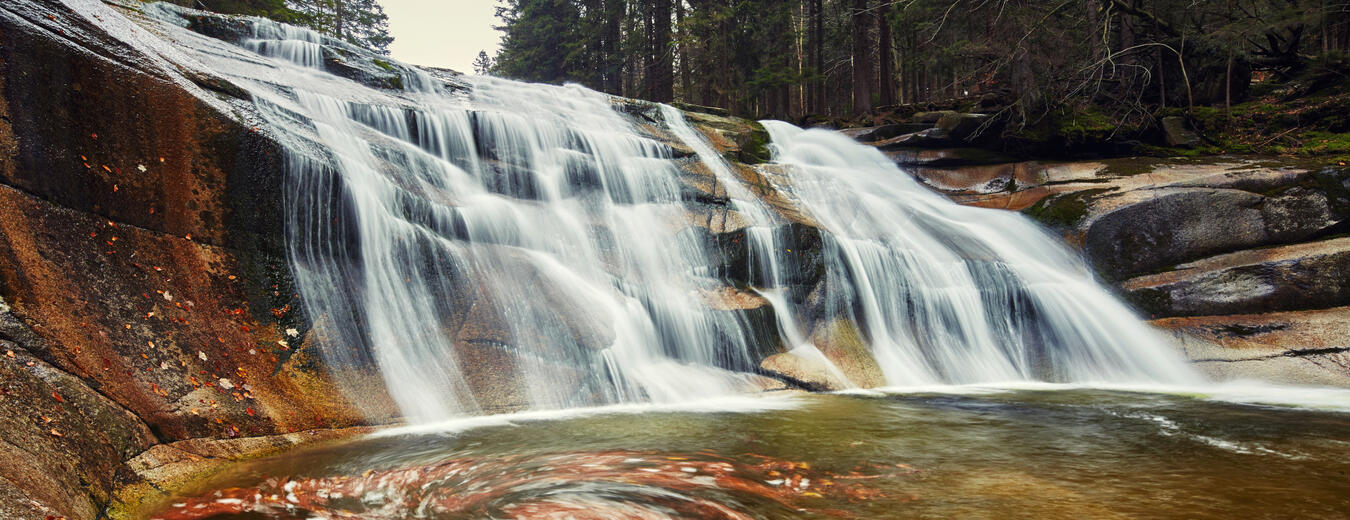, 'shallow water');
149,388,1350,519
